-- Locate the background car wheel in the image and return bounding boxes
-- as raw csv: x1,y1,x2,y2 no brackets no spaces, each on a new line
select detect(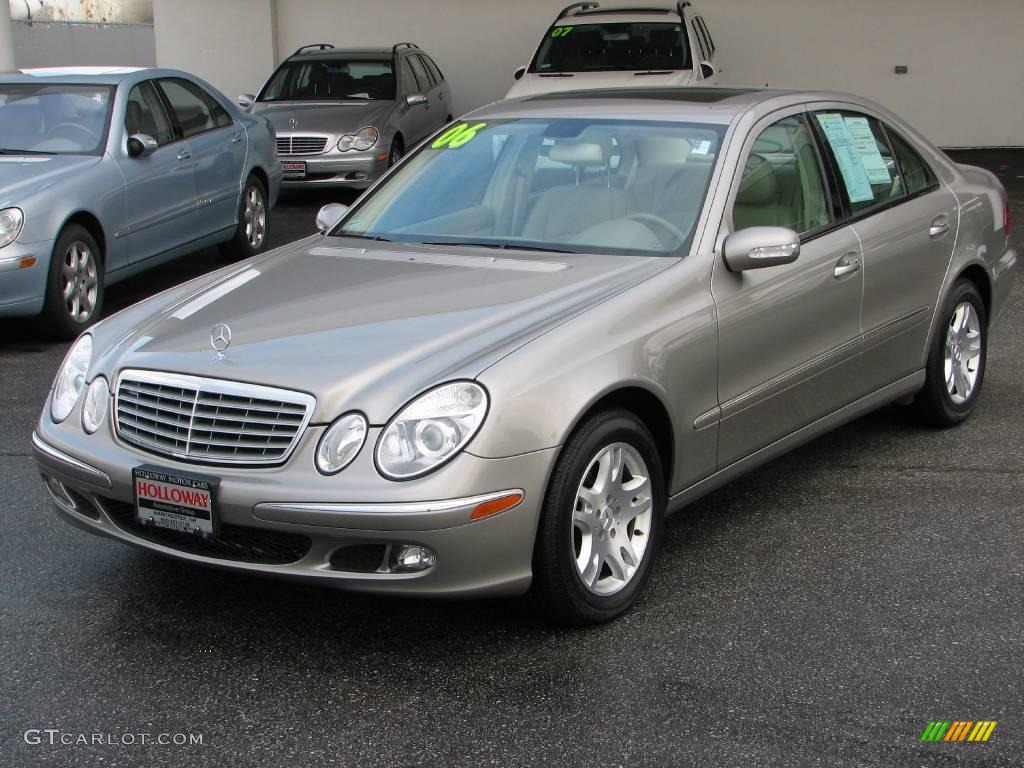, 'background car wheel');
220,174,268,260
388,137,404,168
35,223,104,340
532,408,665,625
913,278,988,426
